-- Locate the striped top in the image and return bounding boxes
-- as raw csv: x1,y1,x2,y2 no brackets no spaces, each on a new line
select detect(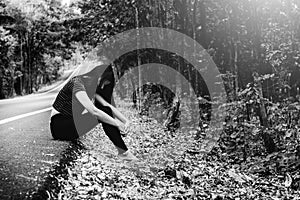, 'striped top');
52,76,90,117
